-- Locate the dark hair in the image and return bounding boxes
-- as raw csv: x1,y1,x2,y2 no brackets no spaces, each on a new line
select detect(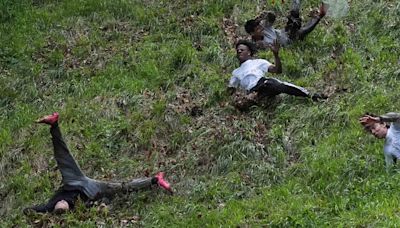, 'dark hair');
265,12,276,24
235,40,257,56
244,19,258,34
